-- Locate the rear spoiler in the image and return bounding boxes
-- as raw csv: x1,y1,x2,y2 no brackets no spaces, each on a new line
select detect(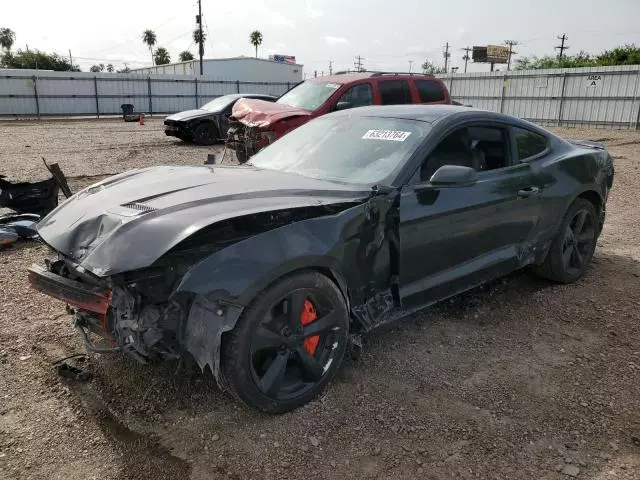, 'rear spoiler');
568,139,606,150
